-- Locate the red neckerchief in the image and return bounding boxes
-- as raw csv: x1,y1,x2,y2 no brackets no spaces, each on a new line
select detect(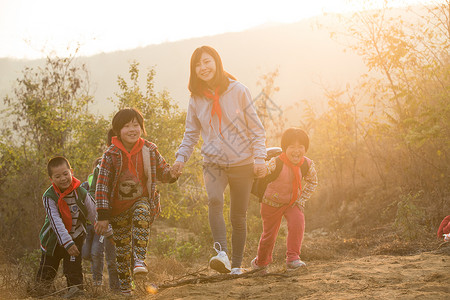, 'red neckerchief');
203,86,224,138
279,152,305,206
112,136,145,177
52,177,81,232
